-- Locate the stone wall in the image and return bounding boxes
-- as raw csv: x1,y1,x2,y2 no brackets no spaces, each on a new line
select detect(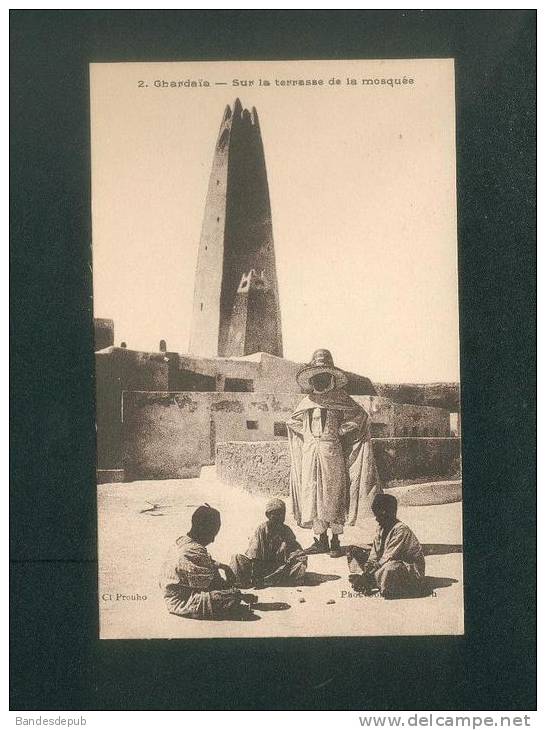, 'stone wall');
216,438,461,496
372,437,461,483
98,348,378,398
216,441,293,496
120,390,452,480
95,347,169,469
176,352,304,393
122,391,297,480
95,345,456,472
392,403,450,437
375,382,460,413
